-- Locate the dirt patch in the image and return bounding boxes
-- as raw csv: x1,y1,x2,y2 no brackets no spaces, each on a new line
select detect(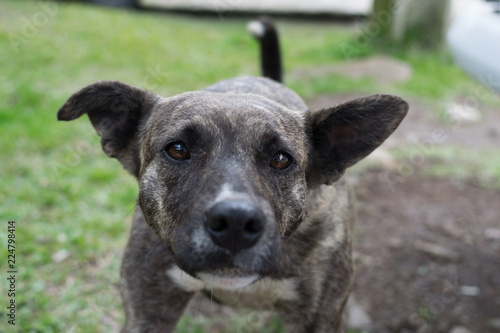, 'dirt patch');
351,168,500,333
